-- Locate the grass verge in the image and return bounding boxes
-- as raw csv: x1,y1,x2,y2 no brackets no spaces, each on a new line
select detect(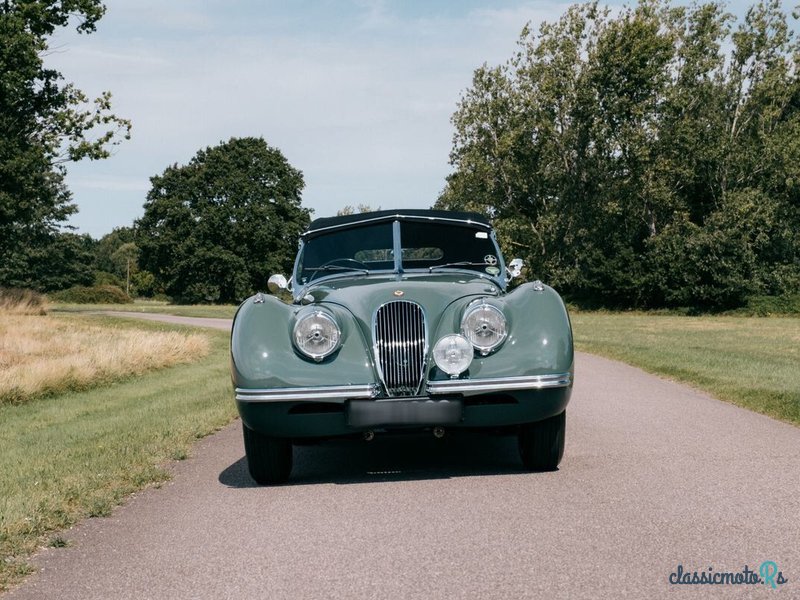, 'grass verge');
571,312,800,426
0,313,209,406
0,318,236,592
